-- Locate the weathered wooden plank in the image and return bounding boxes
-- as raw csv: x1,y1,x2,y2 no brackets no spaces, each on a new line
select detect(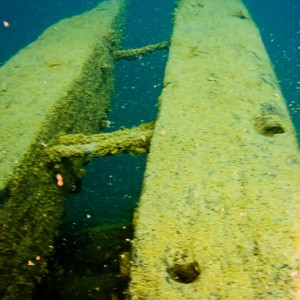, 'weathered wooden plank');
0,1,127,298
130,0,300,298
